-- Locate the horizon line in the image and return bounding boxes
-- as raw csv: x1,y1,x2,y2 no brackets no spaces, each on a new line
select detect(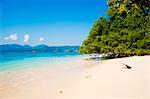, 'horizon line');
0,43,81,47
